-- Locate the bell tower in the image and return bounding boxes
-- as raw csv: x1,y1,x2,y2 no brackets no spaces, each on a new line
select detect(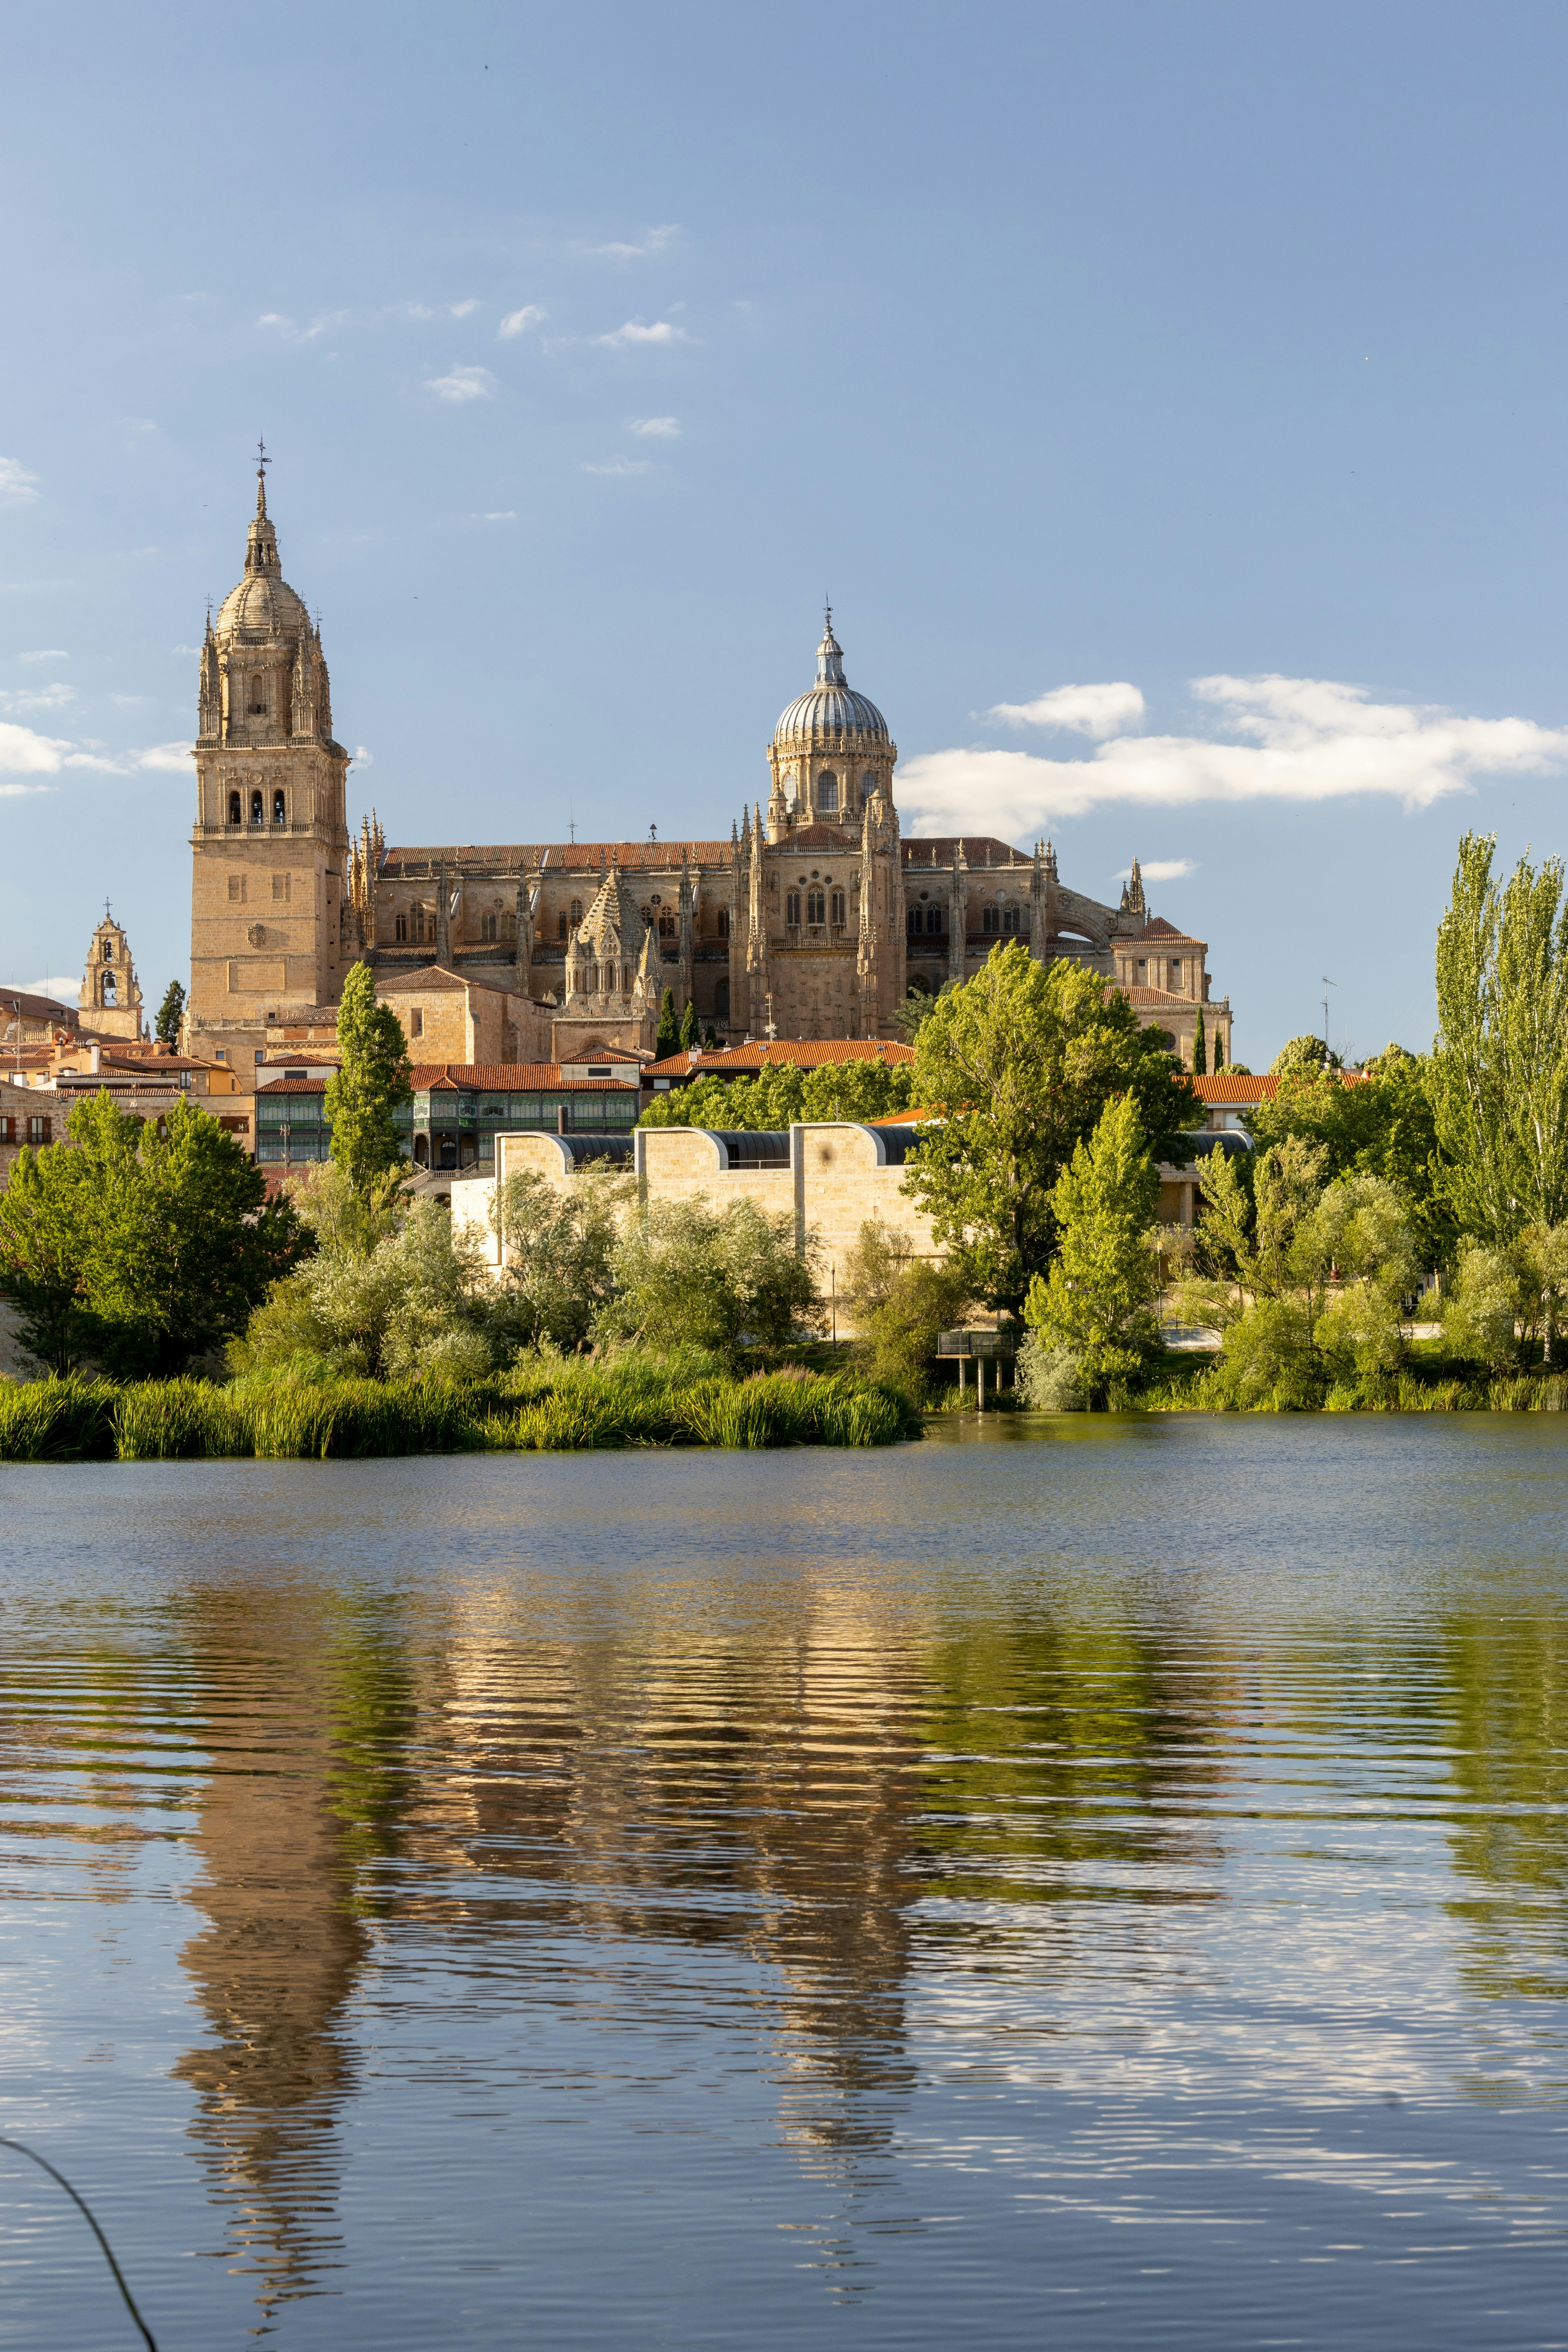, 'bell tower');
187,448,352,1058
80,904,144,1041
